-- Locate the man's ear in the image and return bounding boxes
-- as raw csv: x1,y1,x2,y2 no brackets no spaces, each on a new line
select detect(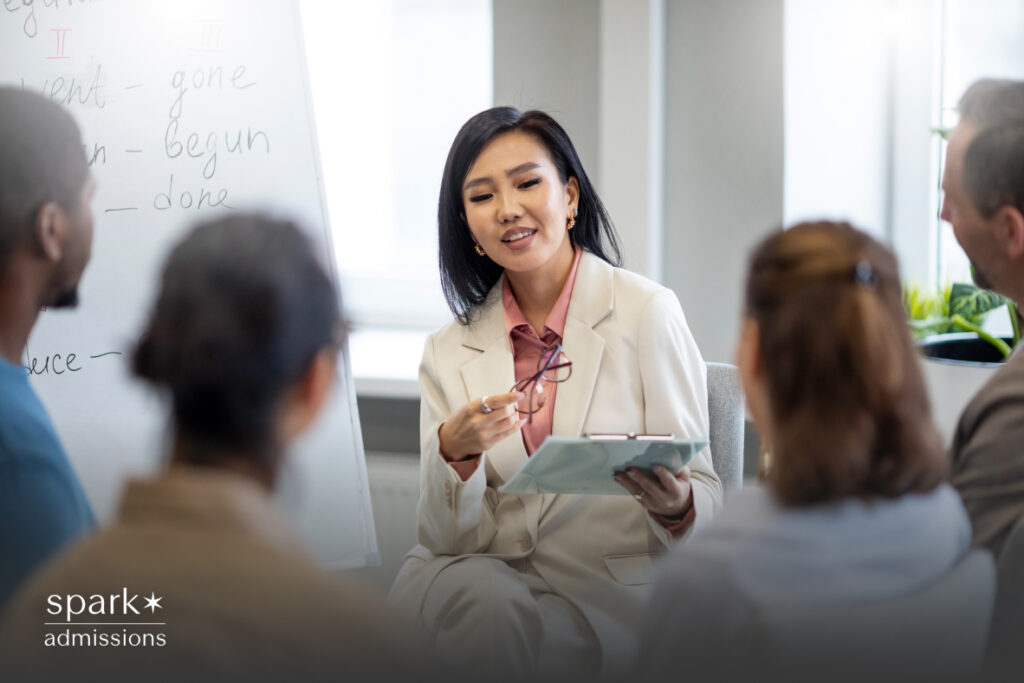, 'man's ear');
280,349,338,442
999,205,1024,261
33,202,67,262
